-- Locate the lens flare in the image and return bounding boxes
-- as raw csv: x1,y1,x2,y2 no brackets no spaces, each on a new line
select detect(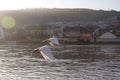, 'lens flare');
1,16,16,29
